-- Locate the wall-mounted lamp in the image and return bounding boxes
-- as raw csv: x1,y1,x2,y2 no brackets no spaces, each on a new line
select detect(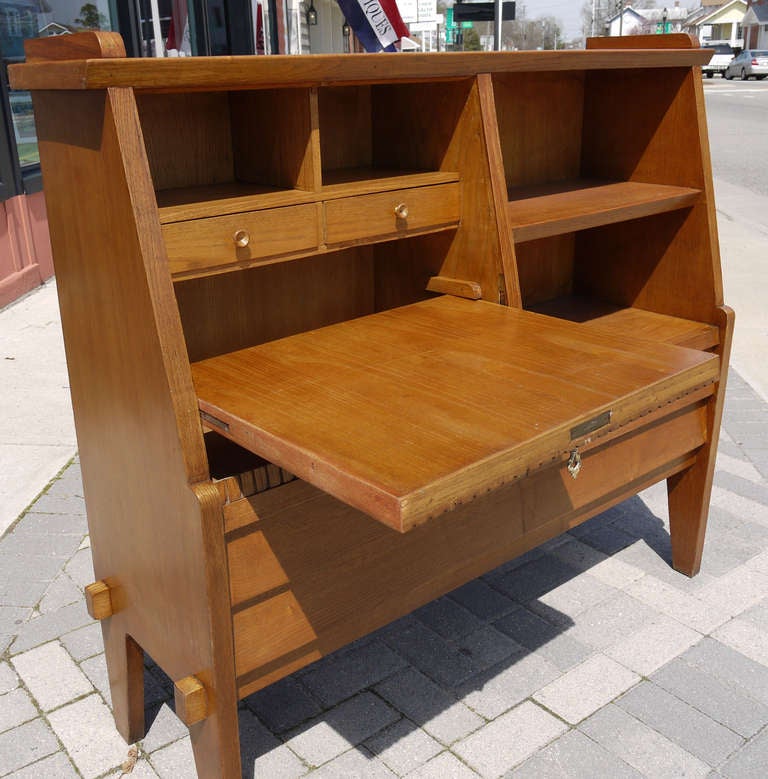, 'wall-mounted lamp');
306,0,318,26
342,21,351,37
